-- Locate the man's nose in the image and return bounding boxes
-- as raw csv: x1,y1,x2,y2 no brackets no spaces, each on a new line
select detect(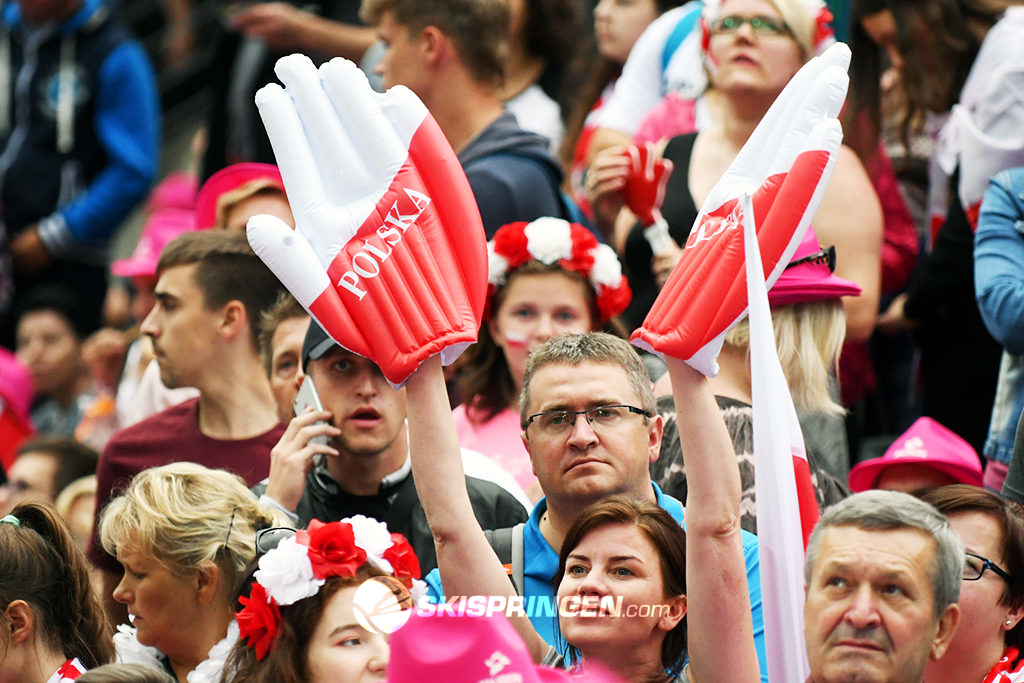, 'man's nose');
843,584,882,629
